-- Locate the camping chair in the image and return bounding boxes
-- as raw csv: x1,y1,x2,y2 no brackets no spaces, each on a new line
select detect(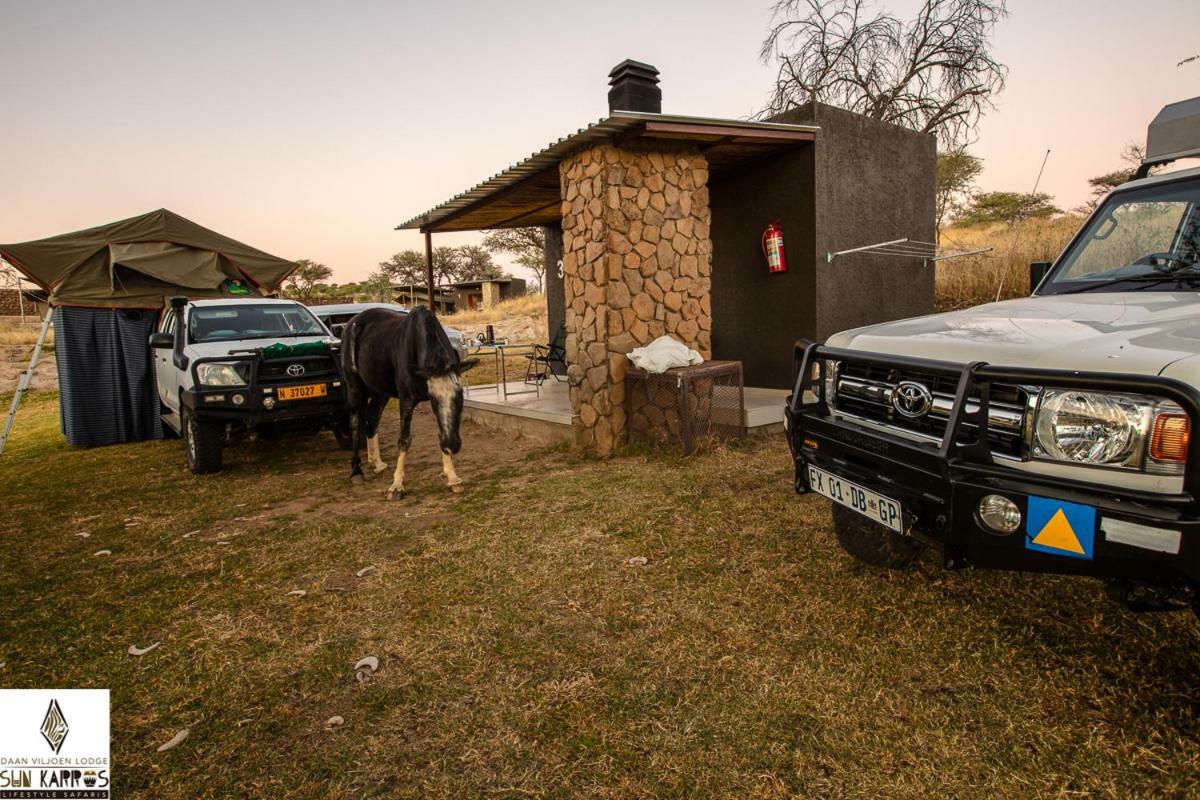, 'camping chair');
524,325,567,386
